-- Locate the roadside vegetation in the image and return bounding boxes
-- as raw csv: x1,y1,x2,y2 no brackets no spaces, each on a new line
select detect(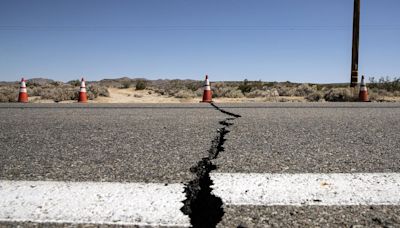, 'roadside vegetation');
0,76,399,102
